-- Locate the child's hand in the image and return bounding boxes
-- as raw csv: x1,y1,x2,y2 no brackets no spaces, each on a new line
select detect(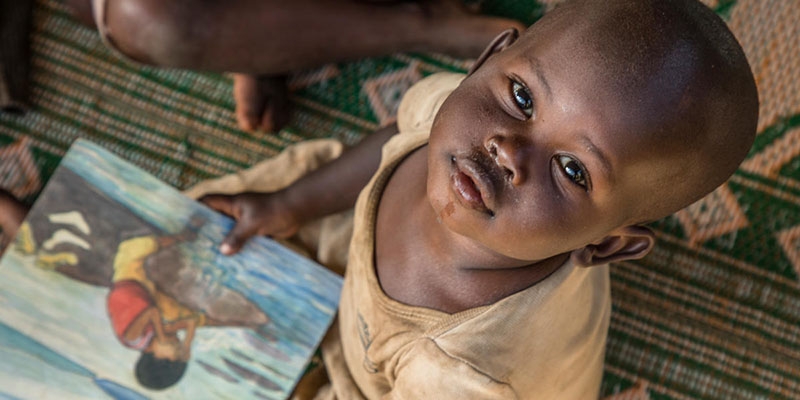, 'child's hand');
200,191,303,255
